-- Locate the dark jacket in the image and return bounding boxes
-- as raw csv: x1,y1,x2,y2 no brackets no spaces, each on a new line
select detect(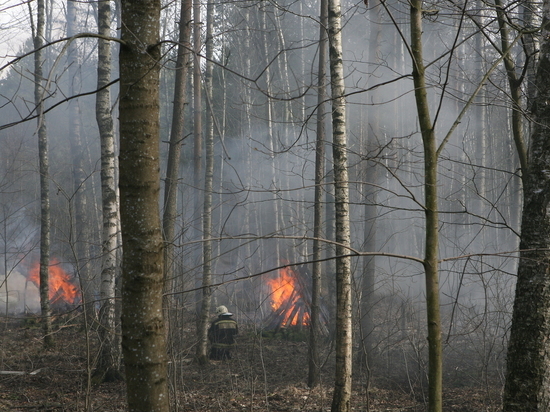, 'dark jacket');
208,315,238,349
